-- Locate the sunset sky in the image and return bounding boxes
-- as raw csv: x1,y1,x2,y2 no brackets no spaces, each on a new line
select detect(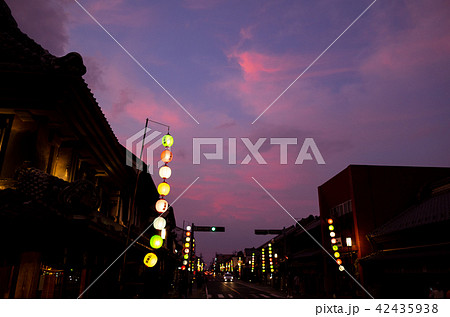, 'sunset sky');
6,0,450,263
